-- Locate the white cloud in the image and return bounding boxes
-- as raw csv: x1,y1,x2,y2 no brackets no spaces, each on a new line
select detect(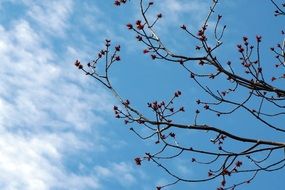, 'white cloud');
0,18,110,131
0,131,102,190
0,1,165,189
94,162,138,187
159,0,209,22
0,1,114,189
138,0,210,30
129,0,215,56
25,0,74,36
